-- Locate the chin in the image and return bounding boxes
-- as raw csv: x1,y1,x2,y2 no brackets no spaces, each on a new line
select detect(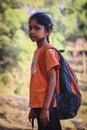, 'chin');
29,36,36,41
